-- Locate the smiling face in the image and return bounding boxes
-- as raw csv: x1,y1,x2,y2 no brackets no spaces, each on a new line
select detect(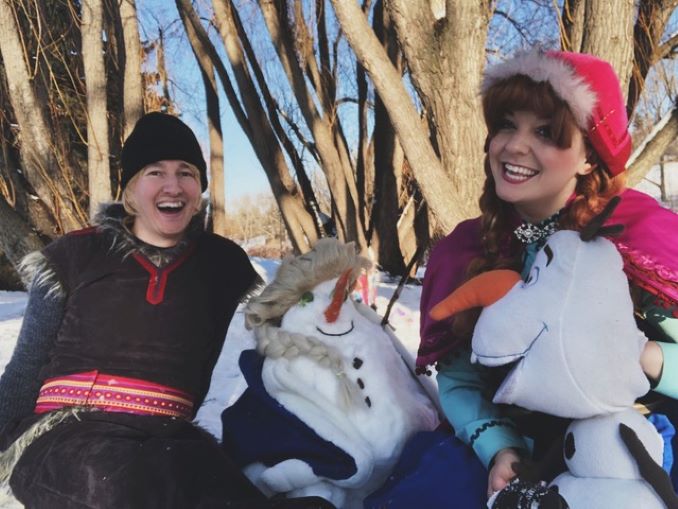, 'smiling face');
126,160,202,247
281,278,357,339
488,110,592,222
470,231,649,418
